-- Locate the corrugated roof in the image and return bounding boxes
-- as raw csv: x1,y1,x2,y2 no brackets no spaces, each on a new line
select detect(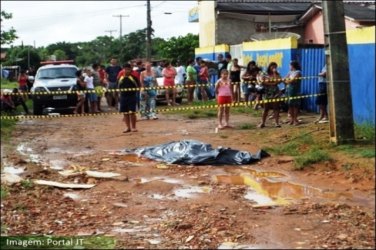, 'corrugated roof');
299,3,375,22
216,0,312,15
343,4,376,21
